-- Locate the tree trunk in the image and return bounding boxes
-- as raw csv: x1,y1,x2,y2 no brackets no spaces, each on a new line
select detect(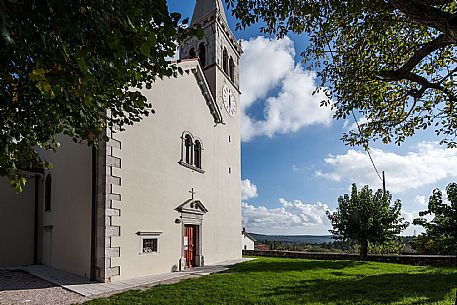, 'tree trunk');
360,240,368,260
